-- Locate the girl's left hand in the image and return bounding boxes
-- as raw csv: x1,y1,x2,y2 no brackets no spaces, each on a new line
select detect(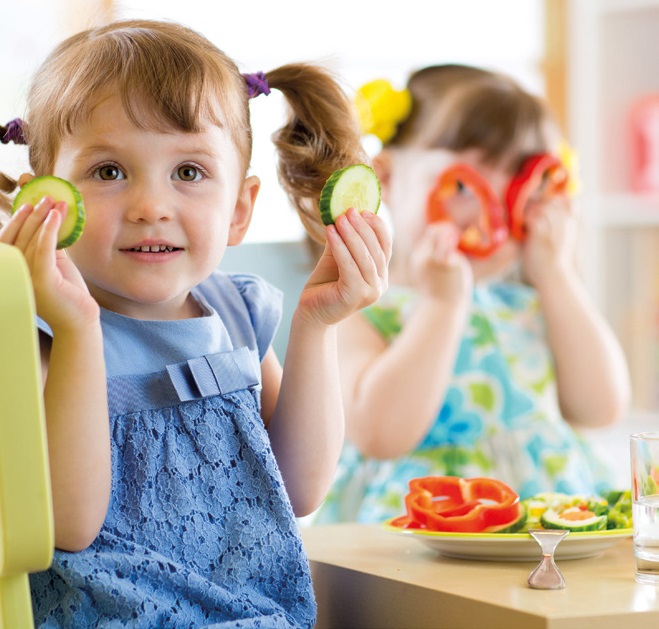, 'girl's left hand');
521,195,577,288
298,208,392,326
